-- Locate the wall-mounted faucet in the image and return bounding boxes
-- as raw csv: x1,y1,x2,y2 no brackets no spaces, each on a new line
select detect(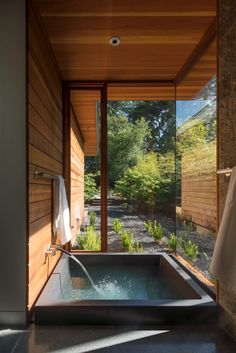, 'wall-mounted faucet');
45,245,58,257
45,244,71,258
